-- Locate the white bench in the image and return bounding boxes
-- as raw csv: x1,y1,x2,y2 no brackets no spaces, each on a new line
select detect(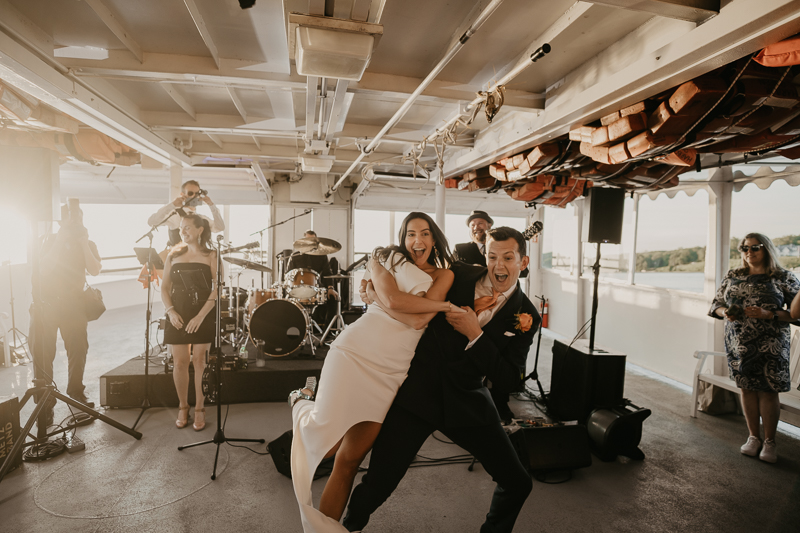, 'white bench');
691,330,800,424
